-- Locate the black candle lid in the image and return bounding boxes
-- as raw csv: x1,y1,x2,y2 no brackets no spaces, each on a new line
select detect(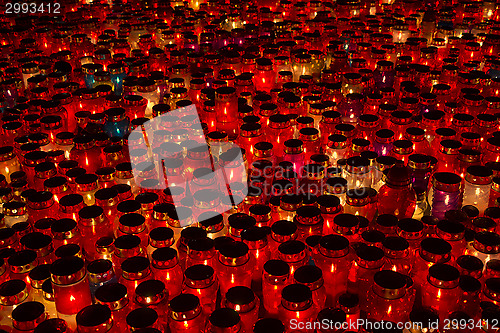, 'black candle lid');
294,265,323,290
278,240,306,262
253,318,285,333
114,235,141,258
281,284,312,310
135,280,166,306
76,304,112,333
428,263,460,288
95,283,128,310
0,279,28,305
50,256,86,285
54,244,81,259
208,308,240,329
409,308,439,328
184,264,215,288
474,231,500,254
8,249,37,274
169,293,201,321
34,318,69,333
225,286,256,313
459,275,481,293
319,234,349,258
355,245,385,269
87,259,114,284
12,301,46,331
126,308,158,329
